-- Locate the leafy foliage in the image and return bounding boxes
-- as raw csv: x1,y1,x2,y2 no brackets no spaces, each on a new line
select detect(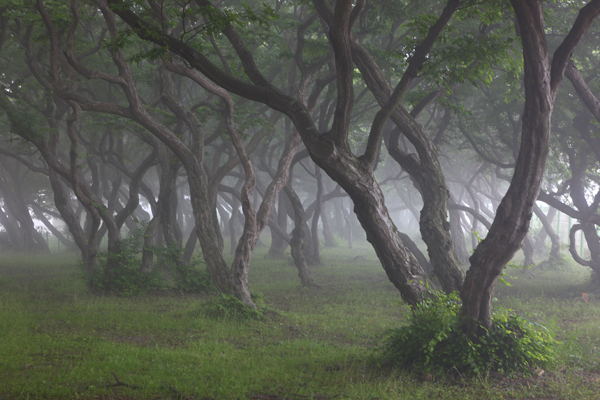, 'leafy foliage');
174,257,214,293
202,292,267,321
86,225,164,296
377,292,557,376
105,0,279,59
83,224,213,295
